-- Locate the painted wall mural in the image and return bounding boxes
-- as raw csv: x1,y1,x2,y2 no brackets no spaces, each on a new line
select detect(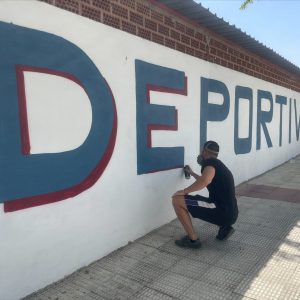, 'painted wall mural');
1,21,300,213
0,2,299,300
